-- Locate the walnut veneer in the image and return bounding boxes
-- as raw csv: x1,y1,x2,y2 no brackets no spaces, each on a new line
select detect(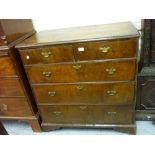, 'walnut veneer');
16,22,139,134
0,19,41,132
